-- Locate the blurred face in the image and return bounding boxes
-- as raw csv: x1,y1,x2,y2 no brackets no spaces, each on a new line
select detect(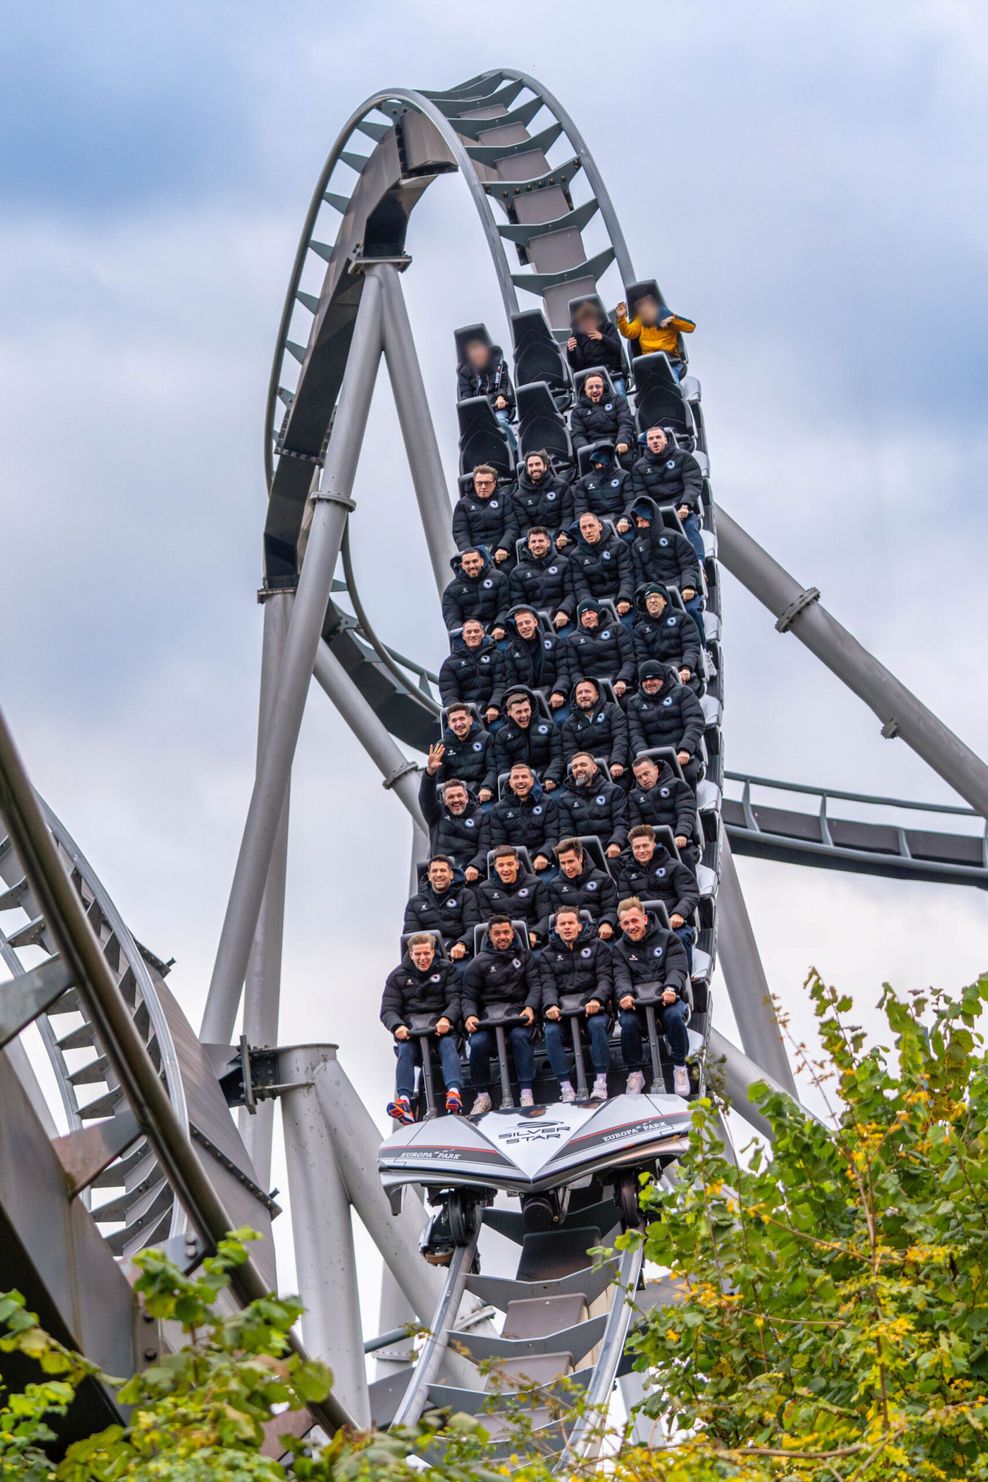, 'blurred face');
448,709,472,738
585,375,605,402
410,940,435,971
462,620,484,648
510,766,534,797
515,610,538,639
579,514,601,544
620,906,648,940
646,427,668,455
637,296,660,326
580,607,599,631
489,921,514,950
526,455,547,483
444,784,467,814
507,698,532,728
633,760,659,789
631,834,655,864
473,470,496,499
556,911,581,941
428,860,453,891
570,755,595,786
559,850,583,879
495,853,519,884
645,591,667,617
527,531,550,559
575,306,598,332
575,681,598,710
461,551,484,578
466,340,489,368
